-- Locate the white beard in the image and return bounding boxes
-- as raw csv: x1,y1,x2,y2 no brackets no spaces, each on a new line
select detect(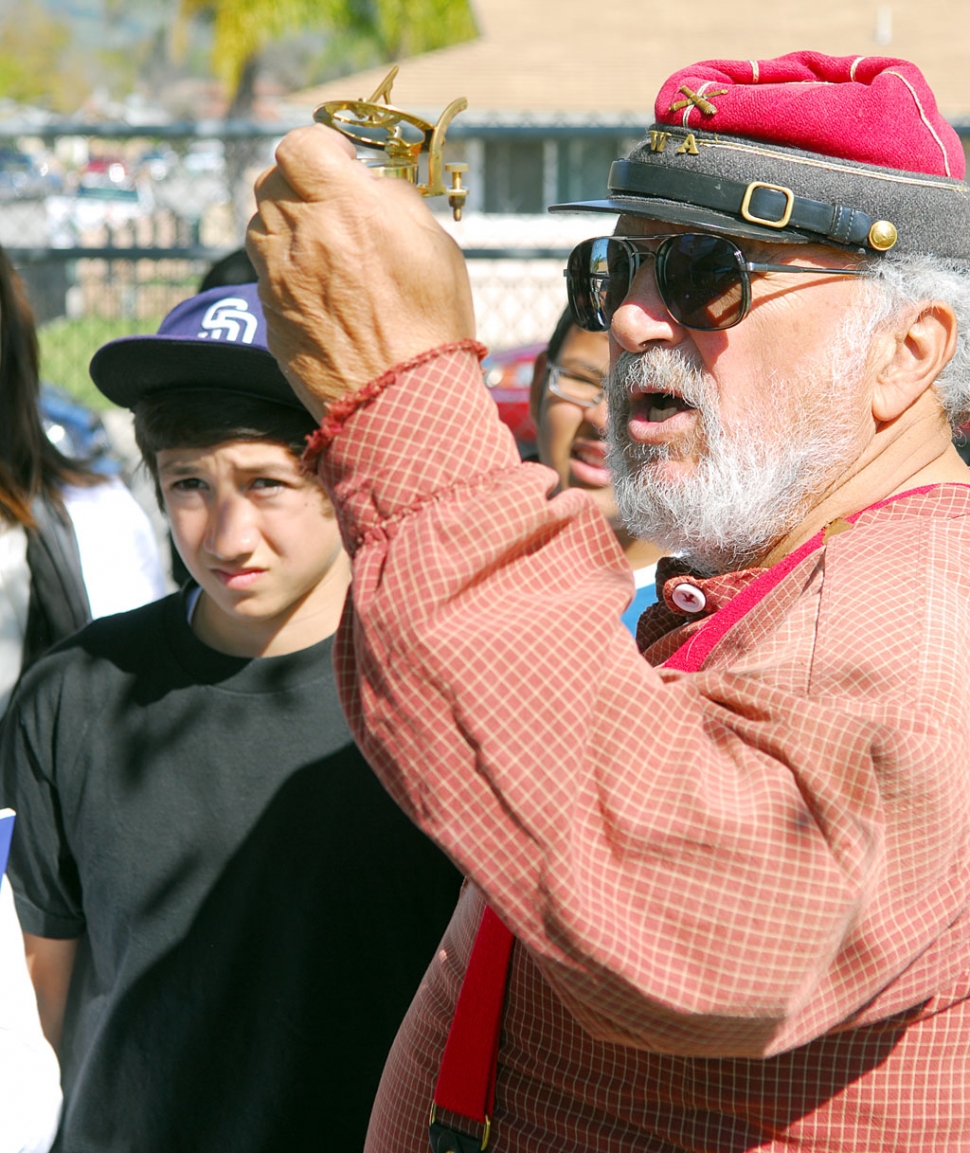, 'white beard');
606,324,873,576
